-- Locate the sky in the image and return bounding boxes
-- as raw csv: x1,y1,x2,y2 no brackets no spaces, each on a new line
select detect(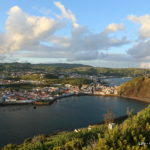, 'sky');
0,0,150,68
